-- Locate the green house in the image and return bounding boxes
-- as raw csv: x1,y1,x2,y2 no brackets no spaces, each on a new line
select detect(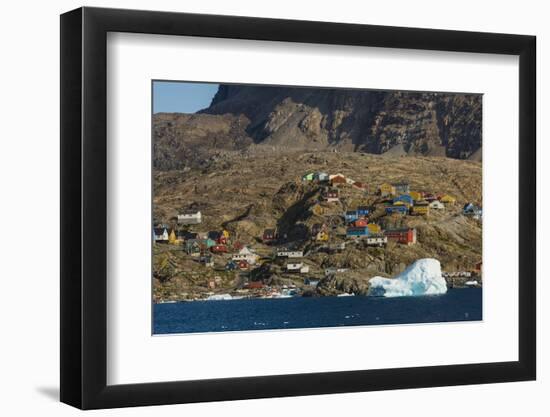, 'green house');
302,172,315,181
